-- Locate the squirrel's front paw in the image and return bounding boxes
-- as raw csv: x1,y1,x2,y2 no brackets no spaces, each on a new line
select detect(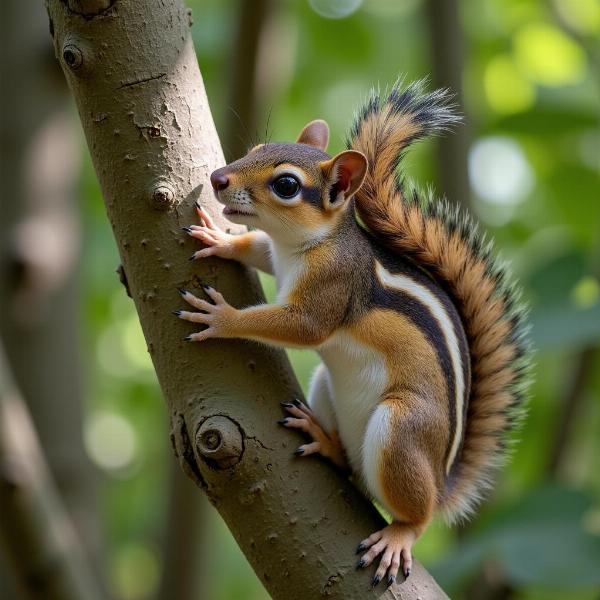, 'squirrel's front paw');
184,204,235,261
174,285,238,341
